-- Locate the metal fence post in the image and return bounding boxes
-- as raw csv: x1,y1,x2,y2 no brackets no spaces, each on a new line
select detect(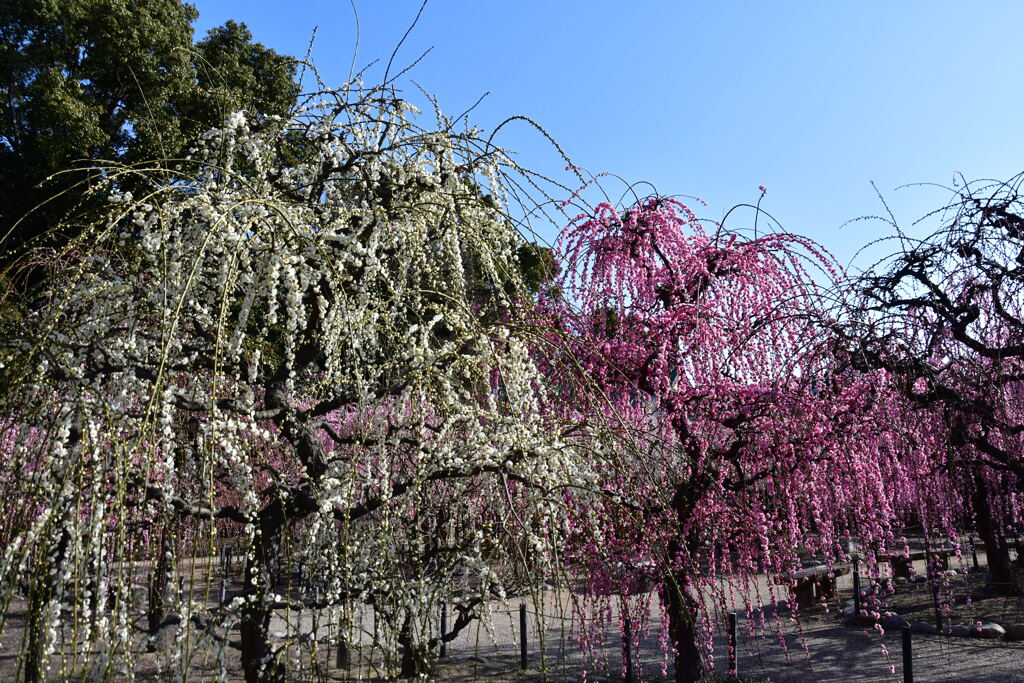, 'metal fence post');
335,639,350,669
440,601,448,658
336,603,351,668
519,603,528,670
901,625,914,683
853,561,861,615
